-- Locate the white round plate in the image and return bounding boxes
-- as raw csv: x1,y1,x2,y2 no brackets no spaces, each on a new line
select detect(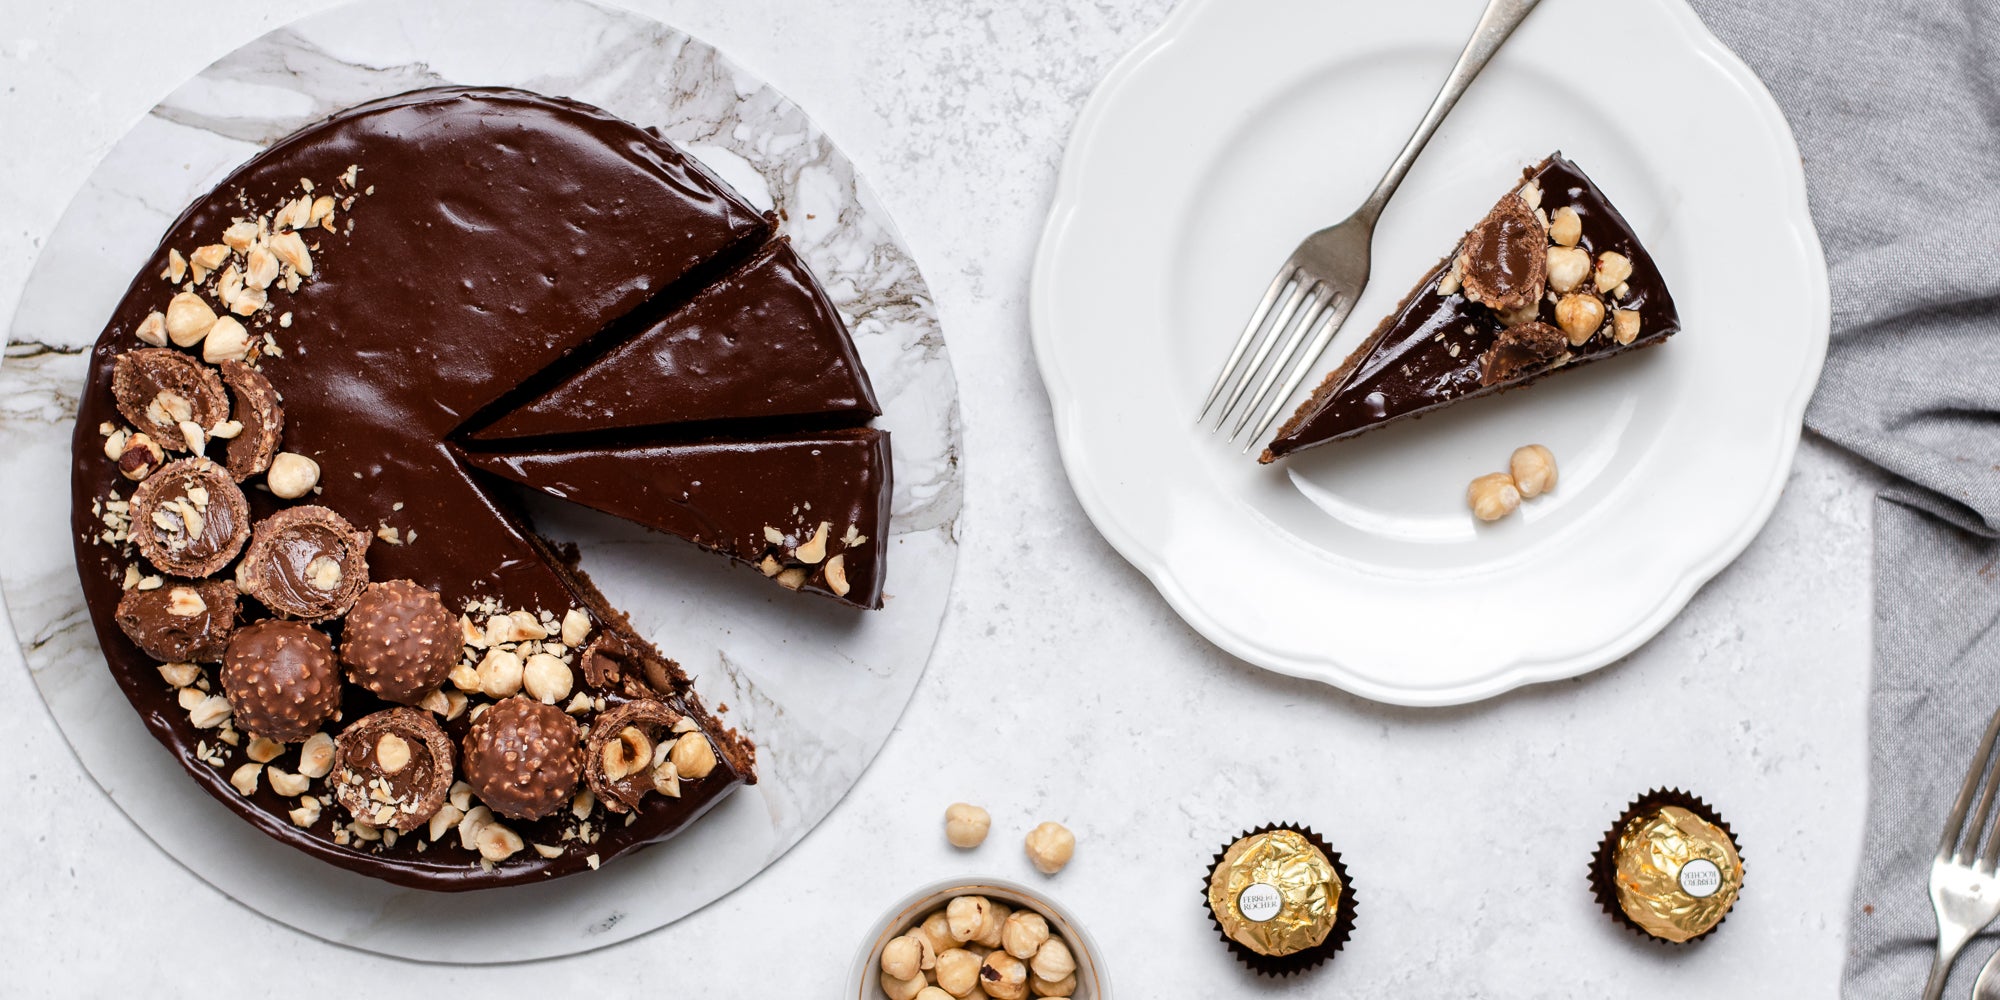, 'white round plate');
0,0,960,961
1031,0,1827,706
